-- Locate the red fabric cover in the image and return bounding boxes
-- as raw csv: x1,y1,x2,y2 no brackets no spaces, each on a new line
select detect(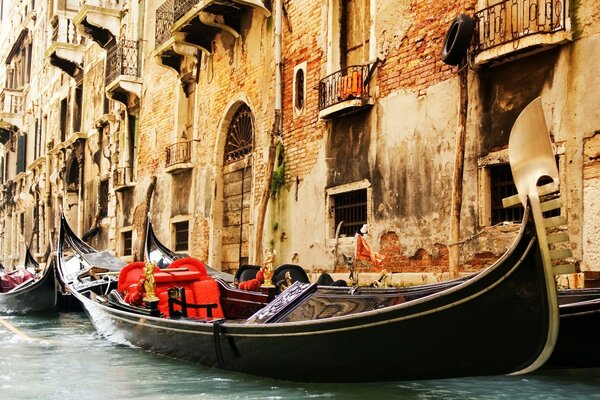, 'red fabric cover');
0,269,36,292
238,269,264,291
168,257,209,278
191,280,223,318
118,262,151,293
154,271,201,283
118,259,222,319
